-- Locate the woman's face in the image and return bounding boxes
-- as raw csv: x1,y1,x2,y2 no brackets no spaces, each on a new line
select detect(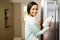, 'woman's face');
29,5,38,17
